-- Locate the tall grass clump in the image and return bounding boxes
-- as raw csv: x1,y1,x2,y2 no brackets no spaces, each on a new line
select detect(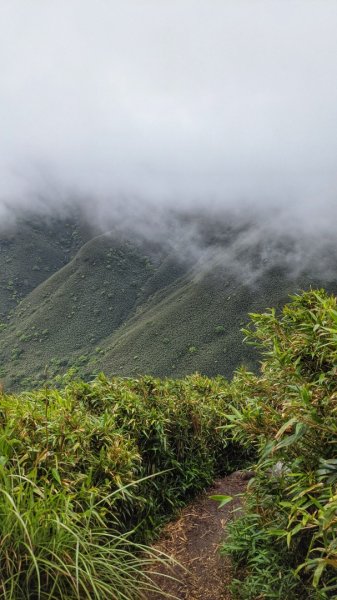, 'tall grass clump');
223,289,337,599
0,465,169,599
